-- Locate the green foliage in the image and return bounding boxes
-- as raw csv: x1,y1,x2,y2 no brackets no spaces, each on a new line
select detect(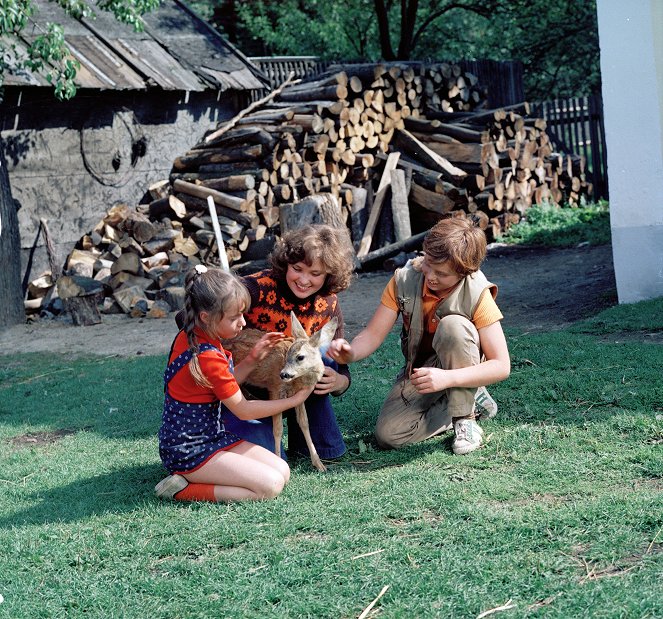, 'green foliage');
235,0,380,60
24,22,80,99
1,308,662,617
0,0,160,100
209,0,600,99
0,0,32,32
498,201,611,248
